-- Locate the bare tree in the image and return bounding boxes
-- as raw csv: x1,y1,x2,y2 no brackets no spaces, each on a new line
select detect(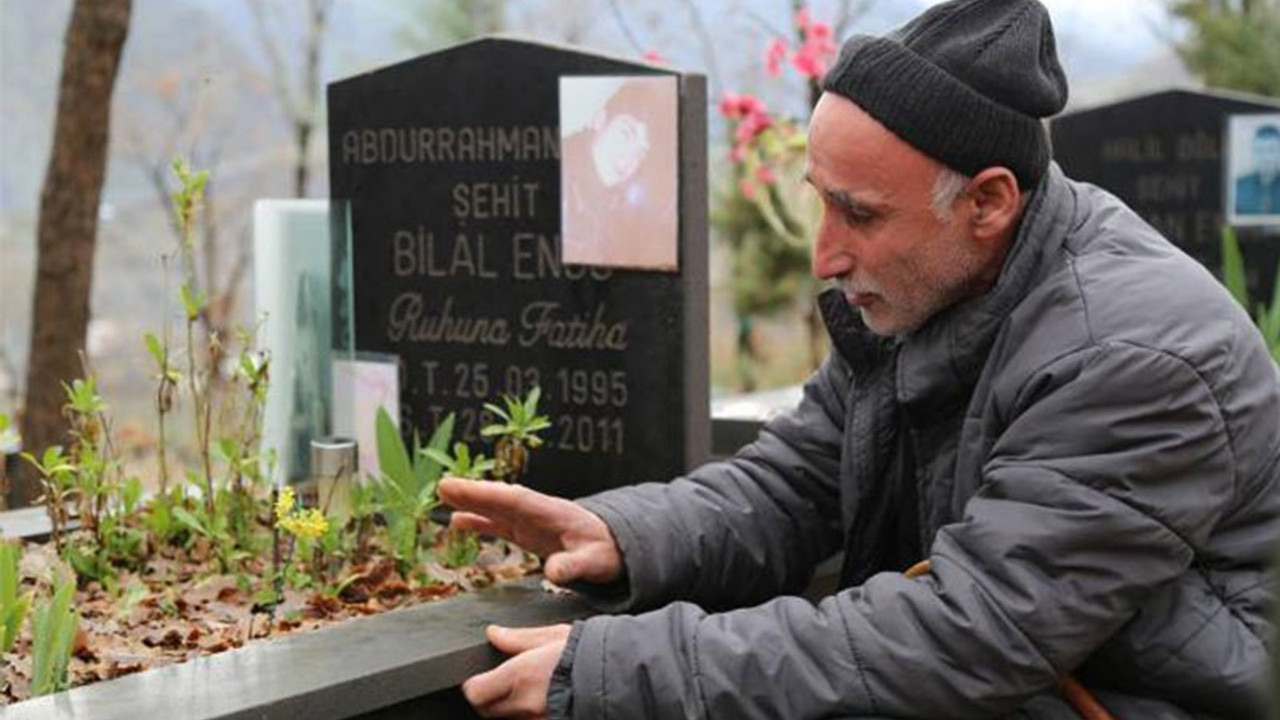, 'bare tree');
248,0,334,198
120,64,255,366
395,0,506,50
831,0,877,40
16,0,132,506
